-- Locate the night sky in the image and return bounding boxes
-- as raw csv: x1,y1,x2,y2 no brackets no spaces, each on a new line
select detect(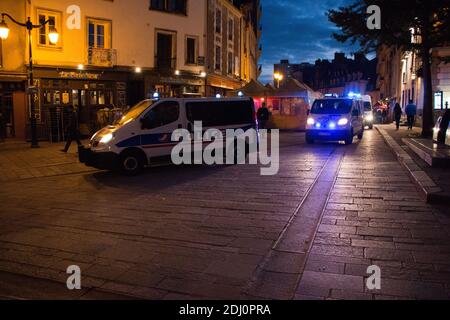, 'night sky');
259,0,359,83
